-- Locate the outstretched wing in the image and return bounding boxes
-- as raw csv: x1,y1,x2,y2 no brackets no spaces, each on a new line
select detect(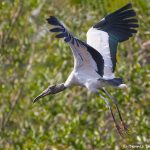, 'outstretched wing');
87,3,138,79
47,16,104,77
